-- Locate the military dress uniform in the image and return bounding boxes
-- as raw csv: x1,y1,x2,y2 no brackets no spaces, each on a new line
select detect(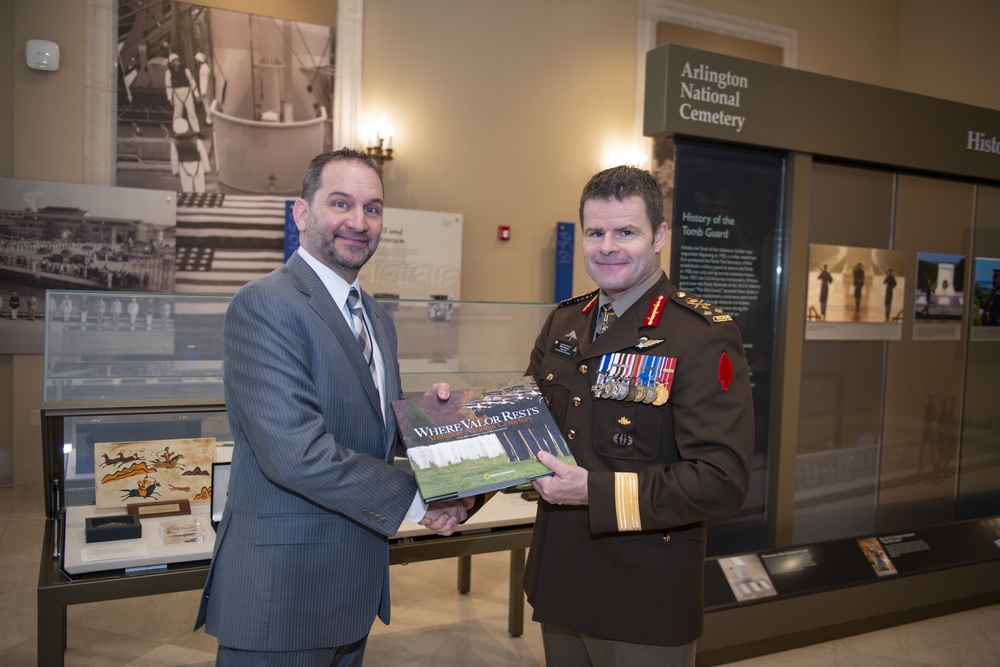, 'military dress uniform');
524,271,754,646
